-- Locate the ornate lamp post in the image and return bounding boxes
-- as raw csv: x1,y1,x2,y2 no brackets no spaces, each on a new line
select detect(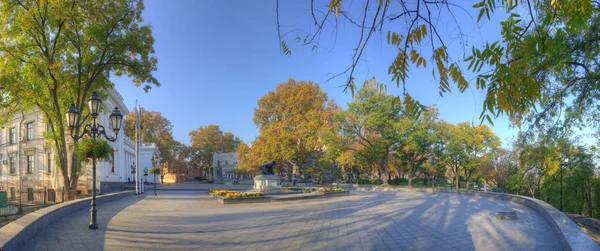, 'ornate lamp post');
66,92,123,230
560,157,568,212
